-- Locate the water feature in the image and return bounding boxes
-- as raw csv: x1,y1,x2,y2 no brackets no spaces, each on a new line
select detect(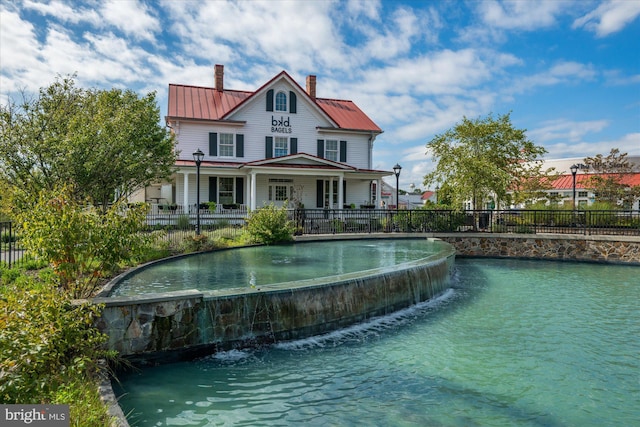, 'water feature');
109,238,451,296
114,258,640,426
97,238,454,359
